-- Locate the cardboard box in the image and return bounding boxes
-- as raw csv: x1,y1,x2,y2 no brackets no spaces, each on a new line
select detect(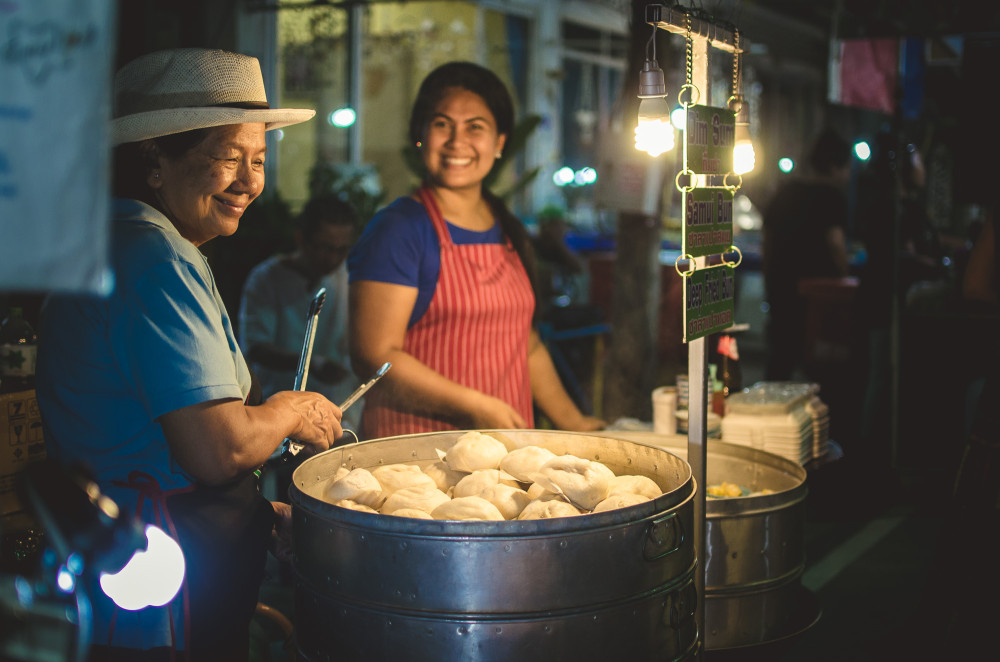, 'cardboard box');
0,389,46,516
